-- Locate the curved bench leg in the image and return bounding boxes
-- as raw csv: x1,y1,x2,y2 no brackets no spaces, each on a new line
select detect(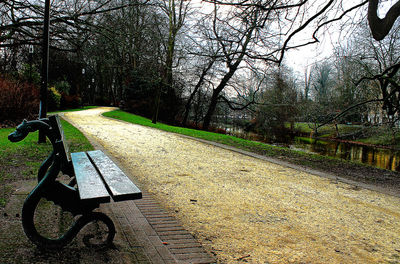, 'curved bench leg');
22,197,115,249
80,212,116,248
